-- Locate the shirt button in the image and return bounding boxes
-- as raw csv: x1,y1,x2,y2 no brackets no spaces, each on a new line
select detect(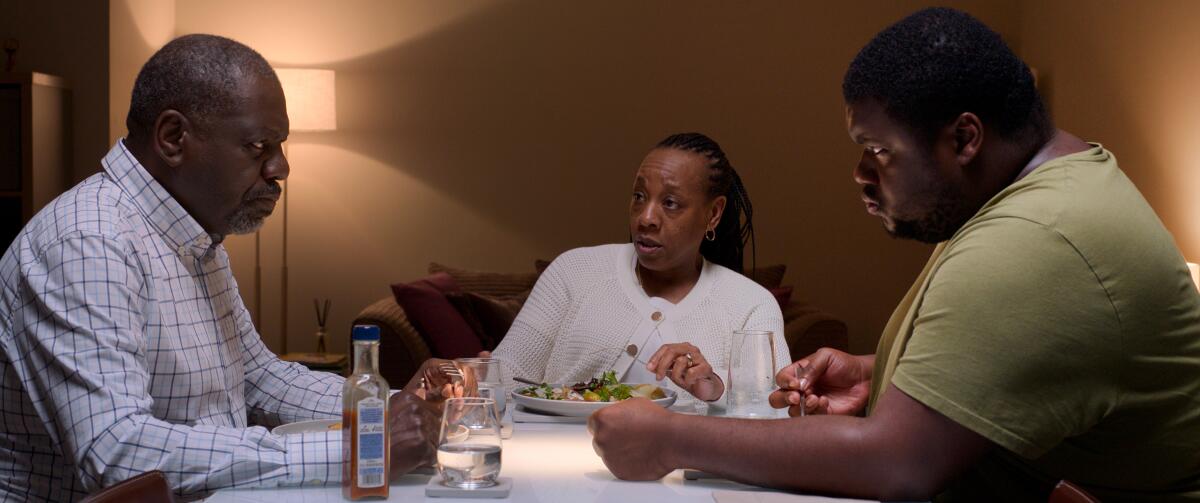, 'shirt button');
651,311,663,322
626,344,638,356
